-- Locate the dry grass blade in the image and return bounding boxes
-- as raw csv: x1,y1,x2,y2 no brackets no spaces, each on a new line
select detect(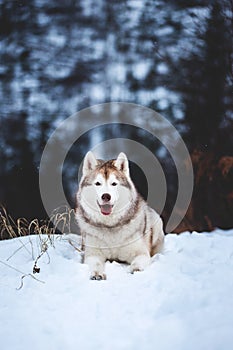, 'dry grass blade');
68,238,82,252
17,274,45,290
6,240,32,261
0,205,77,240
0,205,81,286
50,205,76,235
0,207,18,239
0,259,45,290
